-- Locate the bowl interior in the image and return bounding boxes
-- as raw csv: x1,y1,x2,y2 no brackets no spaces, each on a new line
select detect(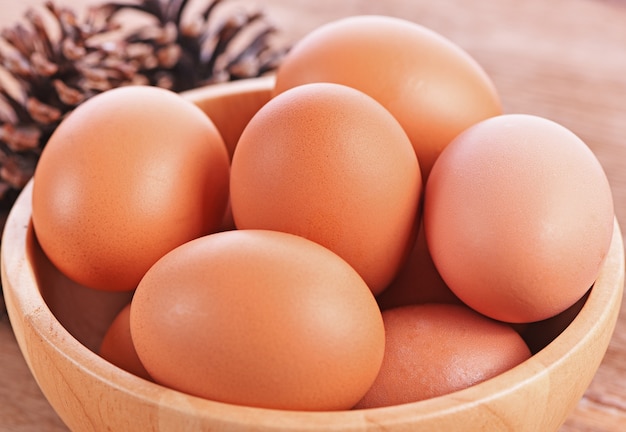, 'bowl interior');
2,77,624,432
